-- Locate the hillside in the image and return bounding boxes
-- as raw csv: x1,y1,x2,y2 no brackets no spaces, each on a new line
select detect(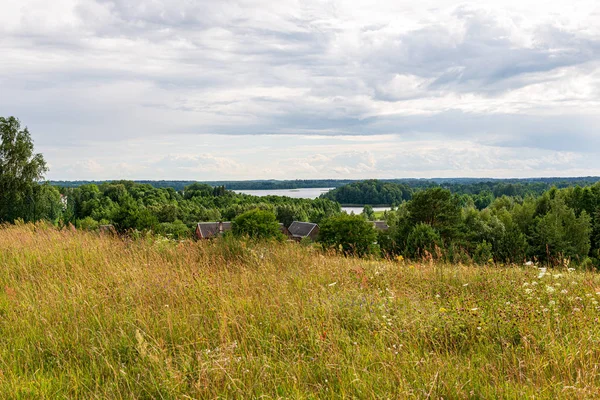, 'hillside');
1,224,600,398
